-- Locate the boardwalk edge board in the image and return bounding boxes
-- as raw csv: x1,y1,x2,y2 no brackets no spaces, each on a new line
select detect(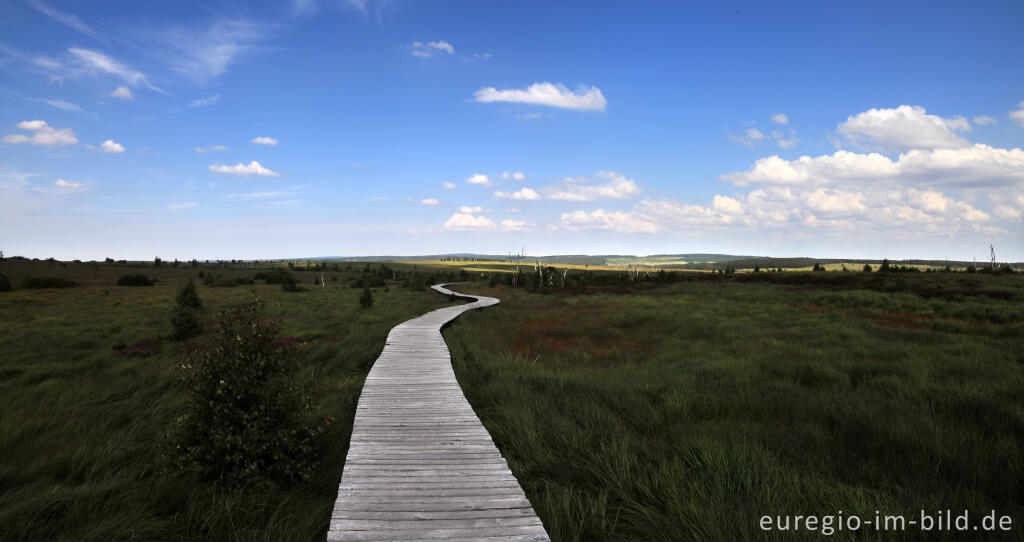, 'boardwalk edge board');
326,283,550,541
